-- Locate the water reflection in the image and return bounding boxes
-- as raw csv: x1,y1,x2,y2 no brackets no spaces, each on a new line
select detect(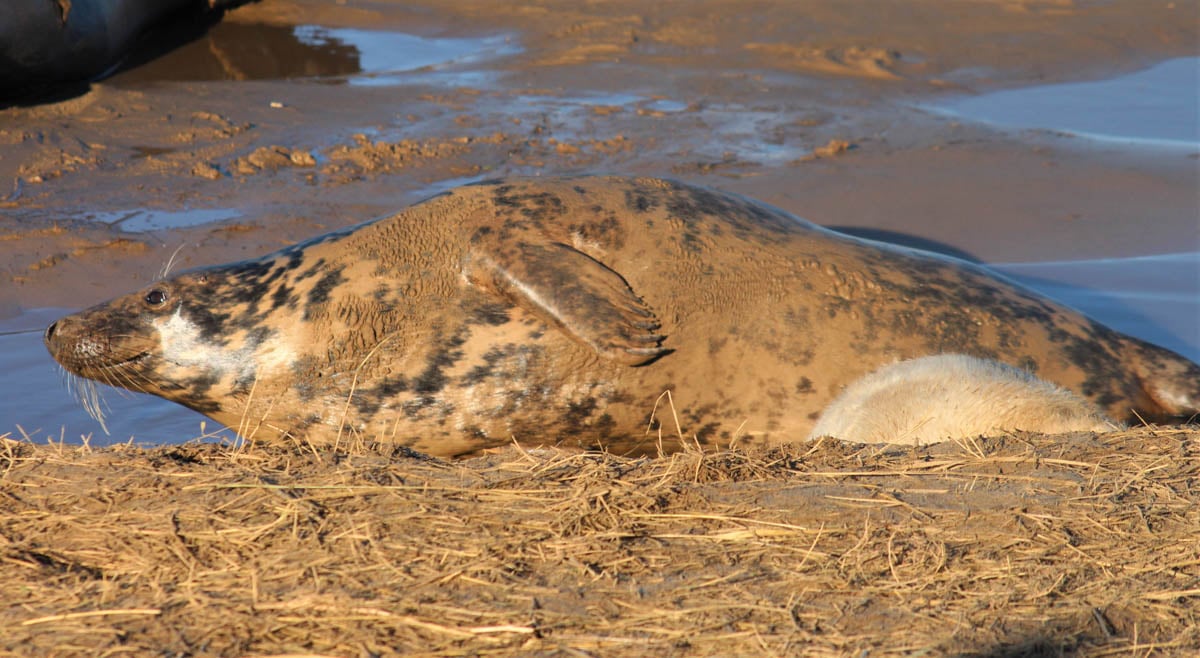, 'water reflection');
111,22,517,85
